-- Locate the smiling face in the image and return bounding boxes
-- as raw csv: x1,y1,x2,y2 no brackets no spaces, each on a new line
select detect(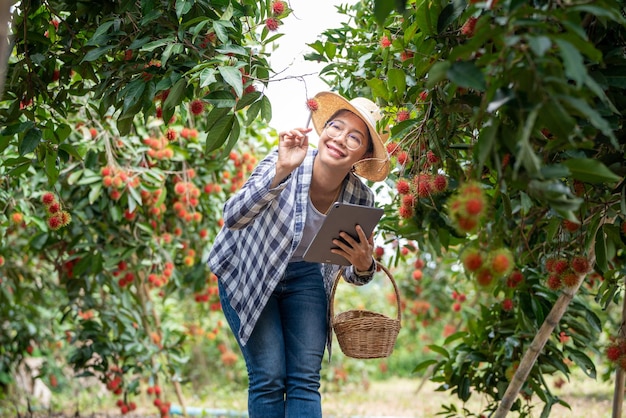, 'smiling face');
316,110,373,173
